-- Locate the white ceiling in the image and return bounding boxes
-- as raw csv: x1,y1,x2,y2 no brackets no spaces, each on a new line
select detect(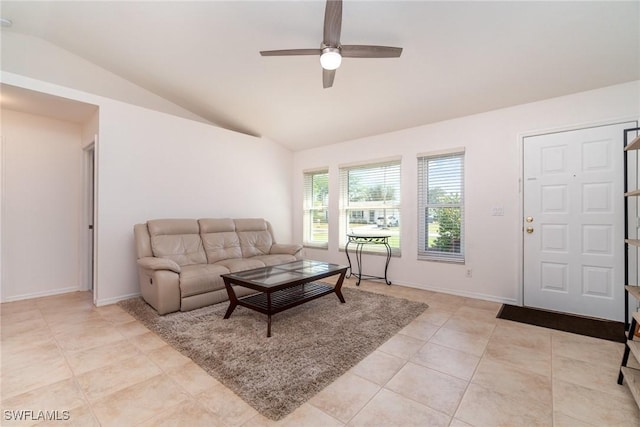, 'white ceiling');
1,1,639,151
